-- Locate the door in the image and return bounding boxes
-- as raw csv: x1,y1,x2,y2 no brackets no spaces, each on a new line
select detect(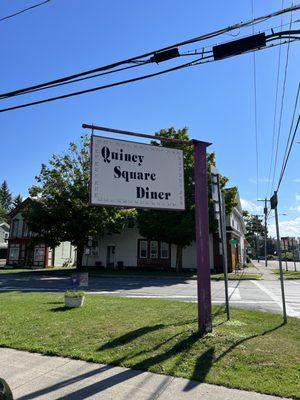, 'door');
106,246,115,268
